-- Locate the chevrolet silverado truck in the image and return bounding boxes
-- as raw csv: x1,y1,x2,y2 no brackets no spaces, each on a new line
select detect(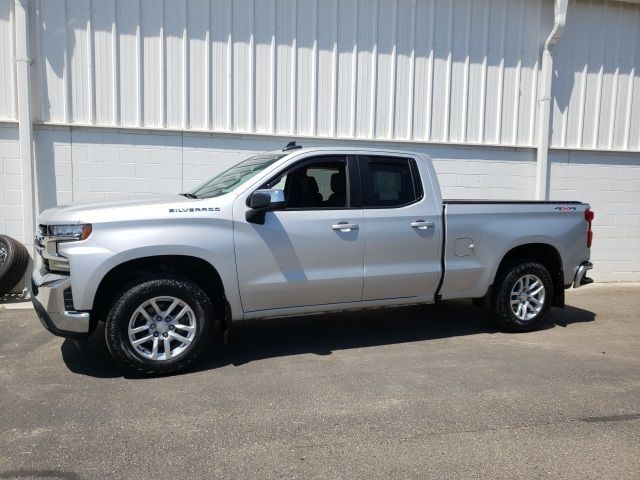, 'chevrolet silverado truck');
30,144,594,375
